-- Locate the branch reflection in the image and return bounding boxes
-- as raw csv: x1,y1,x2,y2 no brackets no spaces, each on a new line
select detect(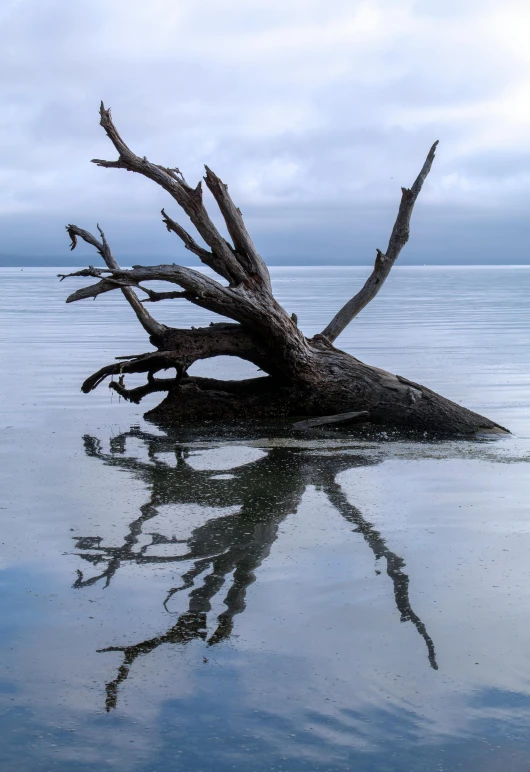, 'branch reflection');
74,428,438,711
